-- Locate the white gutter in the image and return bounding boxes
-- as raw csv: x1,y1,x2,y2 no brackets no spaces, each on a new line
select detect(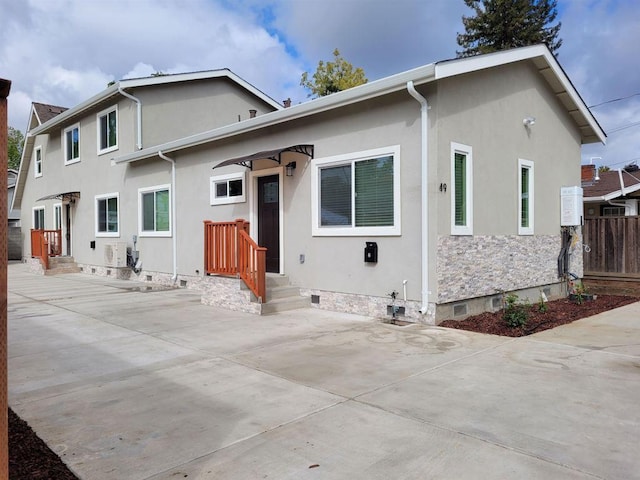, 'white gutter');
118,87,142,150
406,81,430,315
158,151,178,282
